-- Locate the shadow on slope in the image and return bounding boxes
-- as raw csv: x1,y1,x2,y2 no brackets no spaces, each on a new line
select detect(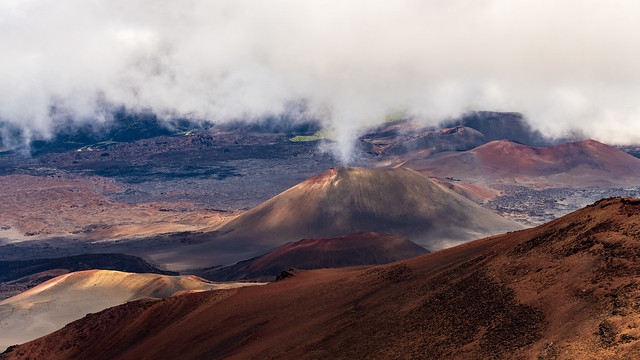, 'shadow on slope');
199,232,429,281
0,269,261,353
0,253,176,301
147,167,522,270
9,198,640,359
